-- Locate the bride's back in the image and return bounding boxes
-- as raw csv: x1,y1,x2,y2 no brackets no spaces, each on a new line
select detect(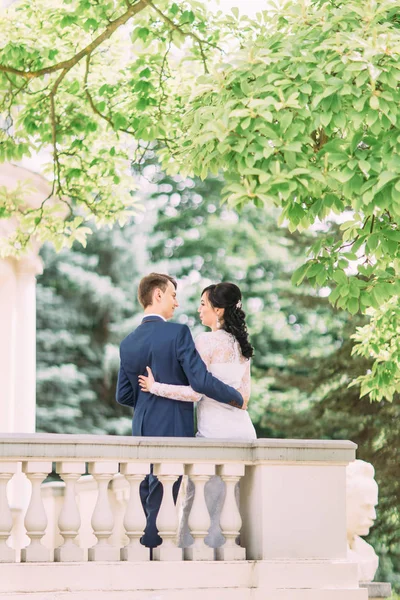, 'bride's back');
196,329,248,395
